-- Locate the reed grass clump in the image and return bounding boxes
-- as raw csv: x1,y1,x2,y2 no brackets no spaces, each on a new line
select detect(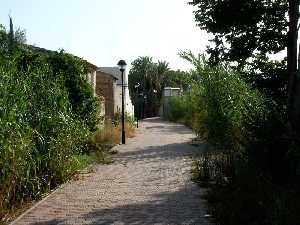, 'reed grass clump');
92,118,136,145
167,52,300,225
0,45,101,222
